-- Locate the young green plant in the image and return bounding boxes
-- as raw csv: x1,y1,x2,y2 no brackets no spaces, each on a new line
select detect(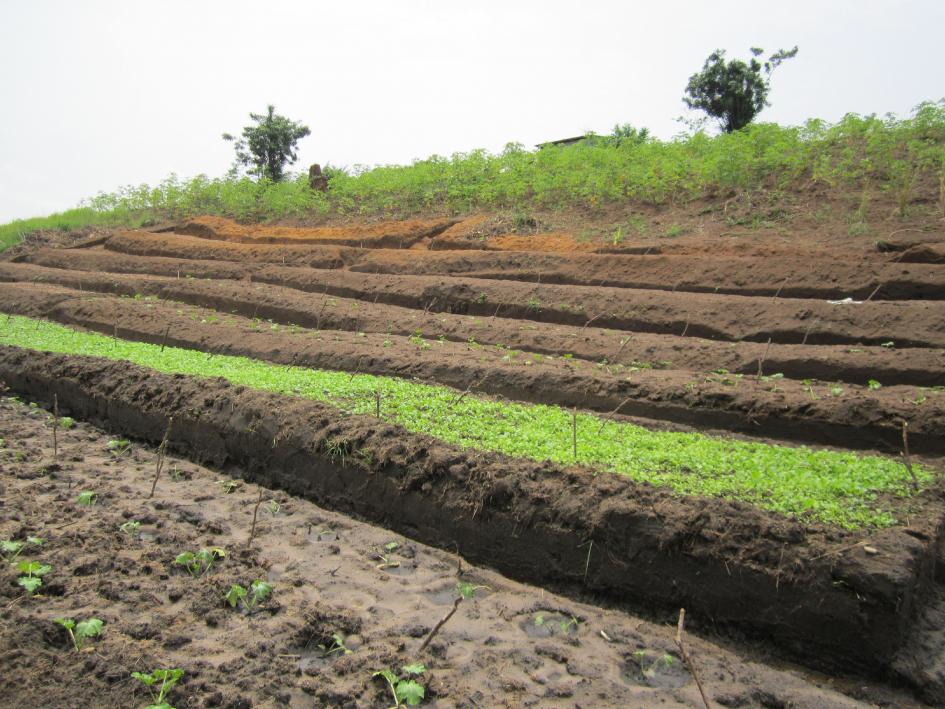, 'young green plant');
54,617,104,652
131,668,184,709
372,663,426,707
